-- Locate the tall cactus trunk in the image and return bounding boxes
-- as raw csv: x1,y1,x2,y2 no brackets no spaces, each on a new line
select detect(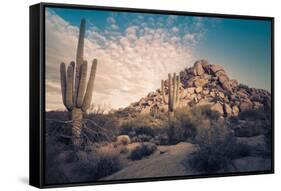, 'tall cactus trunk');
60,18,98,151
72,108,83,148
161,73,180,144
161,73,180,122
